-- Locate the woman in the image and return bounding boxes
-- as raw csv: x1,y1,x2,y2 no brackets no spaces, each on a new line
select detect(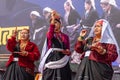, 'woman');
30,11,46,52
81,0,99,28
38,10,72,80
63,0,81,26
63,0,81,53
2,28,40,80
74,19,118,80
